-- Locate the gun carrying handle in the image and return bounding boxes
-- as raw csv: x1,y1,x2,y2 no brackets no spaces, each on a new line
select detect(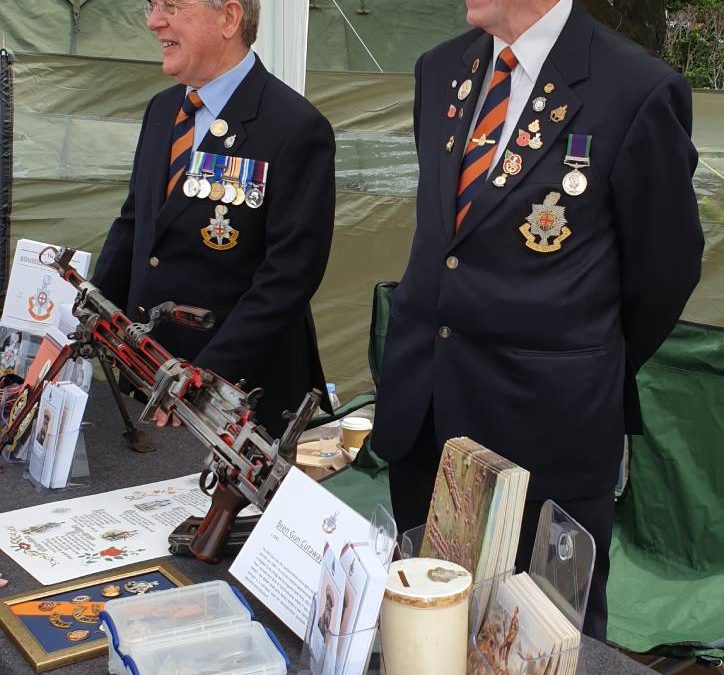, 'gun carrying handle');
190,481,249,564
